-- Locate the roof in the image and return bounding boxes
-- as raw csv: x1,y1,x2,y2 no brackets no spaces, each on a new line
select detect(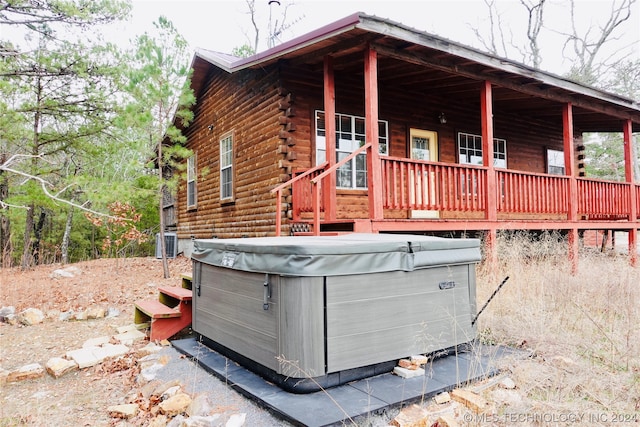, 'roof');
189,12,640,132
